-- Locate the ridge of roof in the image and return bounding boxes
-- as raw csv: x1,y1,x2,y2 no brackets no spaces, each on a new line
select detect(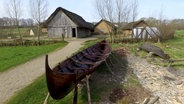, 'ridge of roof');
95,19,116,28
122,20,147,30
45,7,93,29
